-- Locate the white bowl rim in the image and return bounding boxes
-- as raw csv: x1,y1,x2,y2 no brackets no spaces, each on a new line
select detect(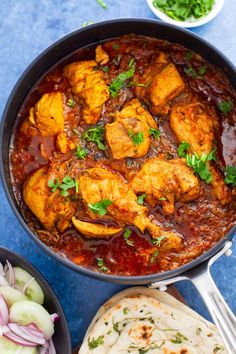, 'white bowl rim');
146,0,225,28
